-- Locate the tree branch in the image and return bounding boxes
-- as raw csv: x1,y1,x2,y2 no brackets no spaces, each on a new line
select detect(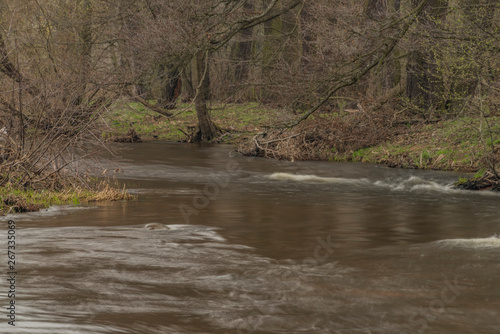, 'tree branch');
129,95,173,117
285,0,429,128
